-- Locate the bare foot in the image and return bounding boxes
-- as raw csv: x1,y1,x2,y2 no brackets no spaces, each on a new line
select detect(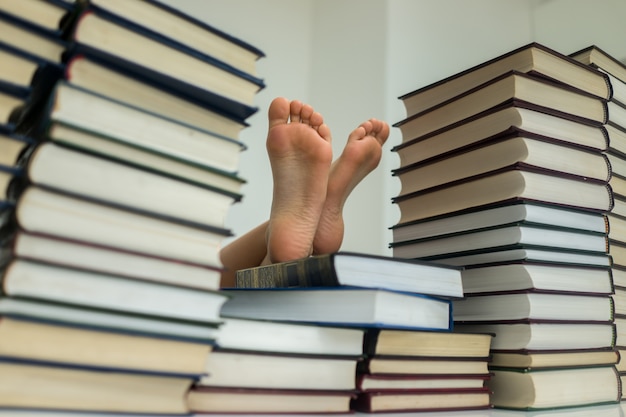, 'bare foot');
264,97,333,264
312,118,390,254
